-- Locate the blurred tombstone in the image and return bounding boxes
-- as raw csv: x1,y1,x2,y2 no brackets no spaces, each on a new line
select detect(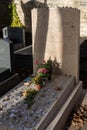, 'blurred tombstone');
3,27,25,51
0,38,14,73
